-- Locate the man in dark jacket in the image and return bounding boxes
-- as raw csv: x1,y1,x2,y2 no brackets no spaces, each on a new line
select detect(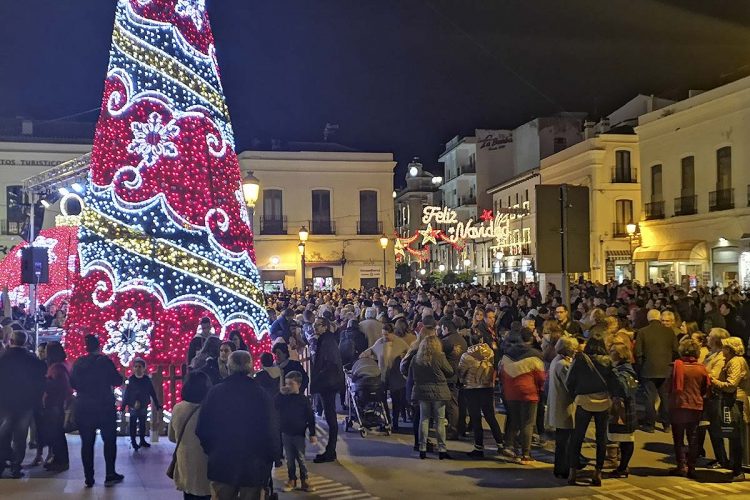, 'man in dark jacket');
310,317,344,463
272,343,308,393
197,350,280,499
634,309,679,432
720,302,745,343
439,318,467,439
70,334,125,488
554,305,582,336
0,330,46,478
270,309,294,343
